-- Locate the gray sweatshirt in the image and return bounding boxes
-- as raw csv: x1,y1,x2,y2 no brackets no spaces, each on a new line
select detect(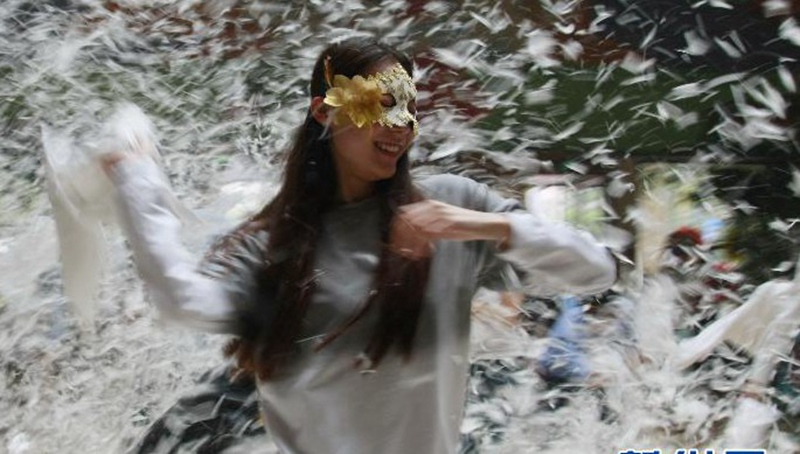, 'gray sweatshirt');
112,158,616,454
